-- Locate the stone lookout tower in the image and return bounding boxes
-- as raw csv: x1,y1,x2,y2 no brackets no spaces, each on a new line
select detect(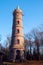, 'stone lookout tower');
9,6,25,61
